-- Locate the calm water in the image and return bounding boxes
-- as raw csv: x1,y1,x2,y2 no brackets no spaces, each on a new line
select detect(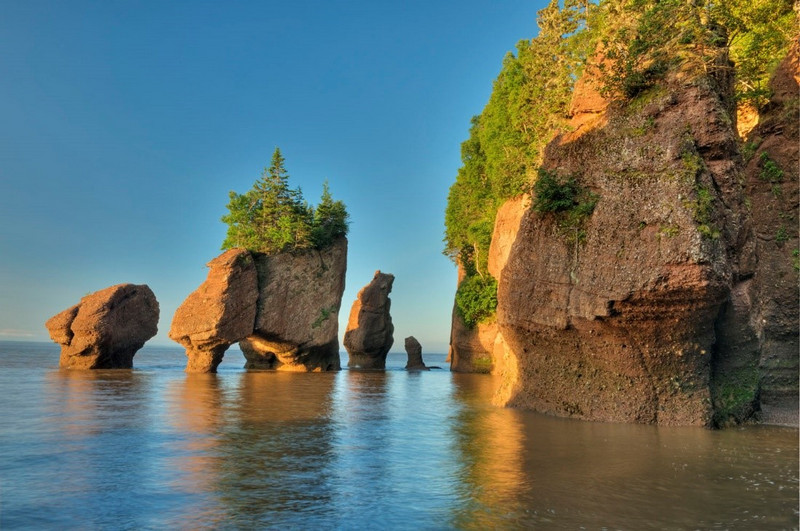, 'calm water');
0,341,797,530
